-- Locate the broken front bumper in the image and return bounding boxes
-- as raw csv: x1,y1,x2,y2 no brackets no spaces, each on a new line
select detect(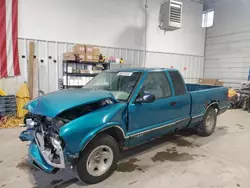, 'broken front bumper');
35,132,66,169
21,130,66,173
28,142,58,173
